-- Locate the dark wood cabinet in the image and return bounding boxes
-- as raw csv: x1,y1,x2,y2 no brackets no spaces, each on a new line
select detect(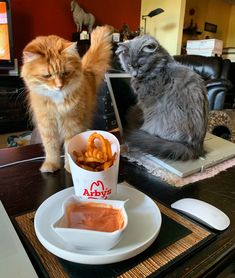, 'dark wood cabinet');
72,32,90,57
0,75,31,134
225,62,235,109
